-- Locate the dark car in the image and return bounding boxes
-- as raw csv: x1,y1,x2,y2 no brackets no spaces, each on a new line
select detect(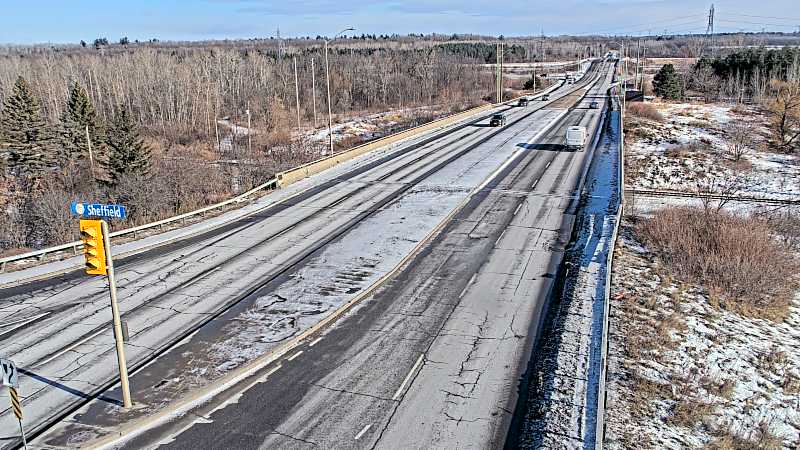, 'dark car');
541,94,550,101
589,101,600,109
517,98,529,107
489,114,507,127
